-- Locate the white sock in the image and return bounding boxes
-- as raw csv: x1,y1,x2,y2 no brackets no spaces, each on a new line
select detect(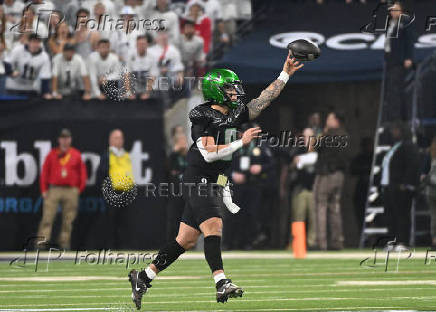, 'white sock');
145,267,156,280
213,272,226,284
